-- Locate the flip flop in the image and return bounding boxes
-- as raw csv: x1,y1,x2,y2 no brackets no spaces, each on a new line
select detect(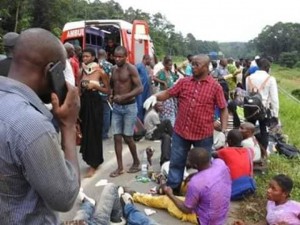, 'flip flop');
109,169,125,178
127,166,141,173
